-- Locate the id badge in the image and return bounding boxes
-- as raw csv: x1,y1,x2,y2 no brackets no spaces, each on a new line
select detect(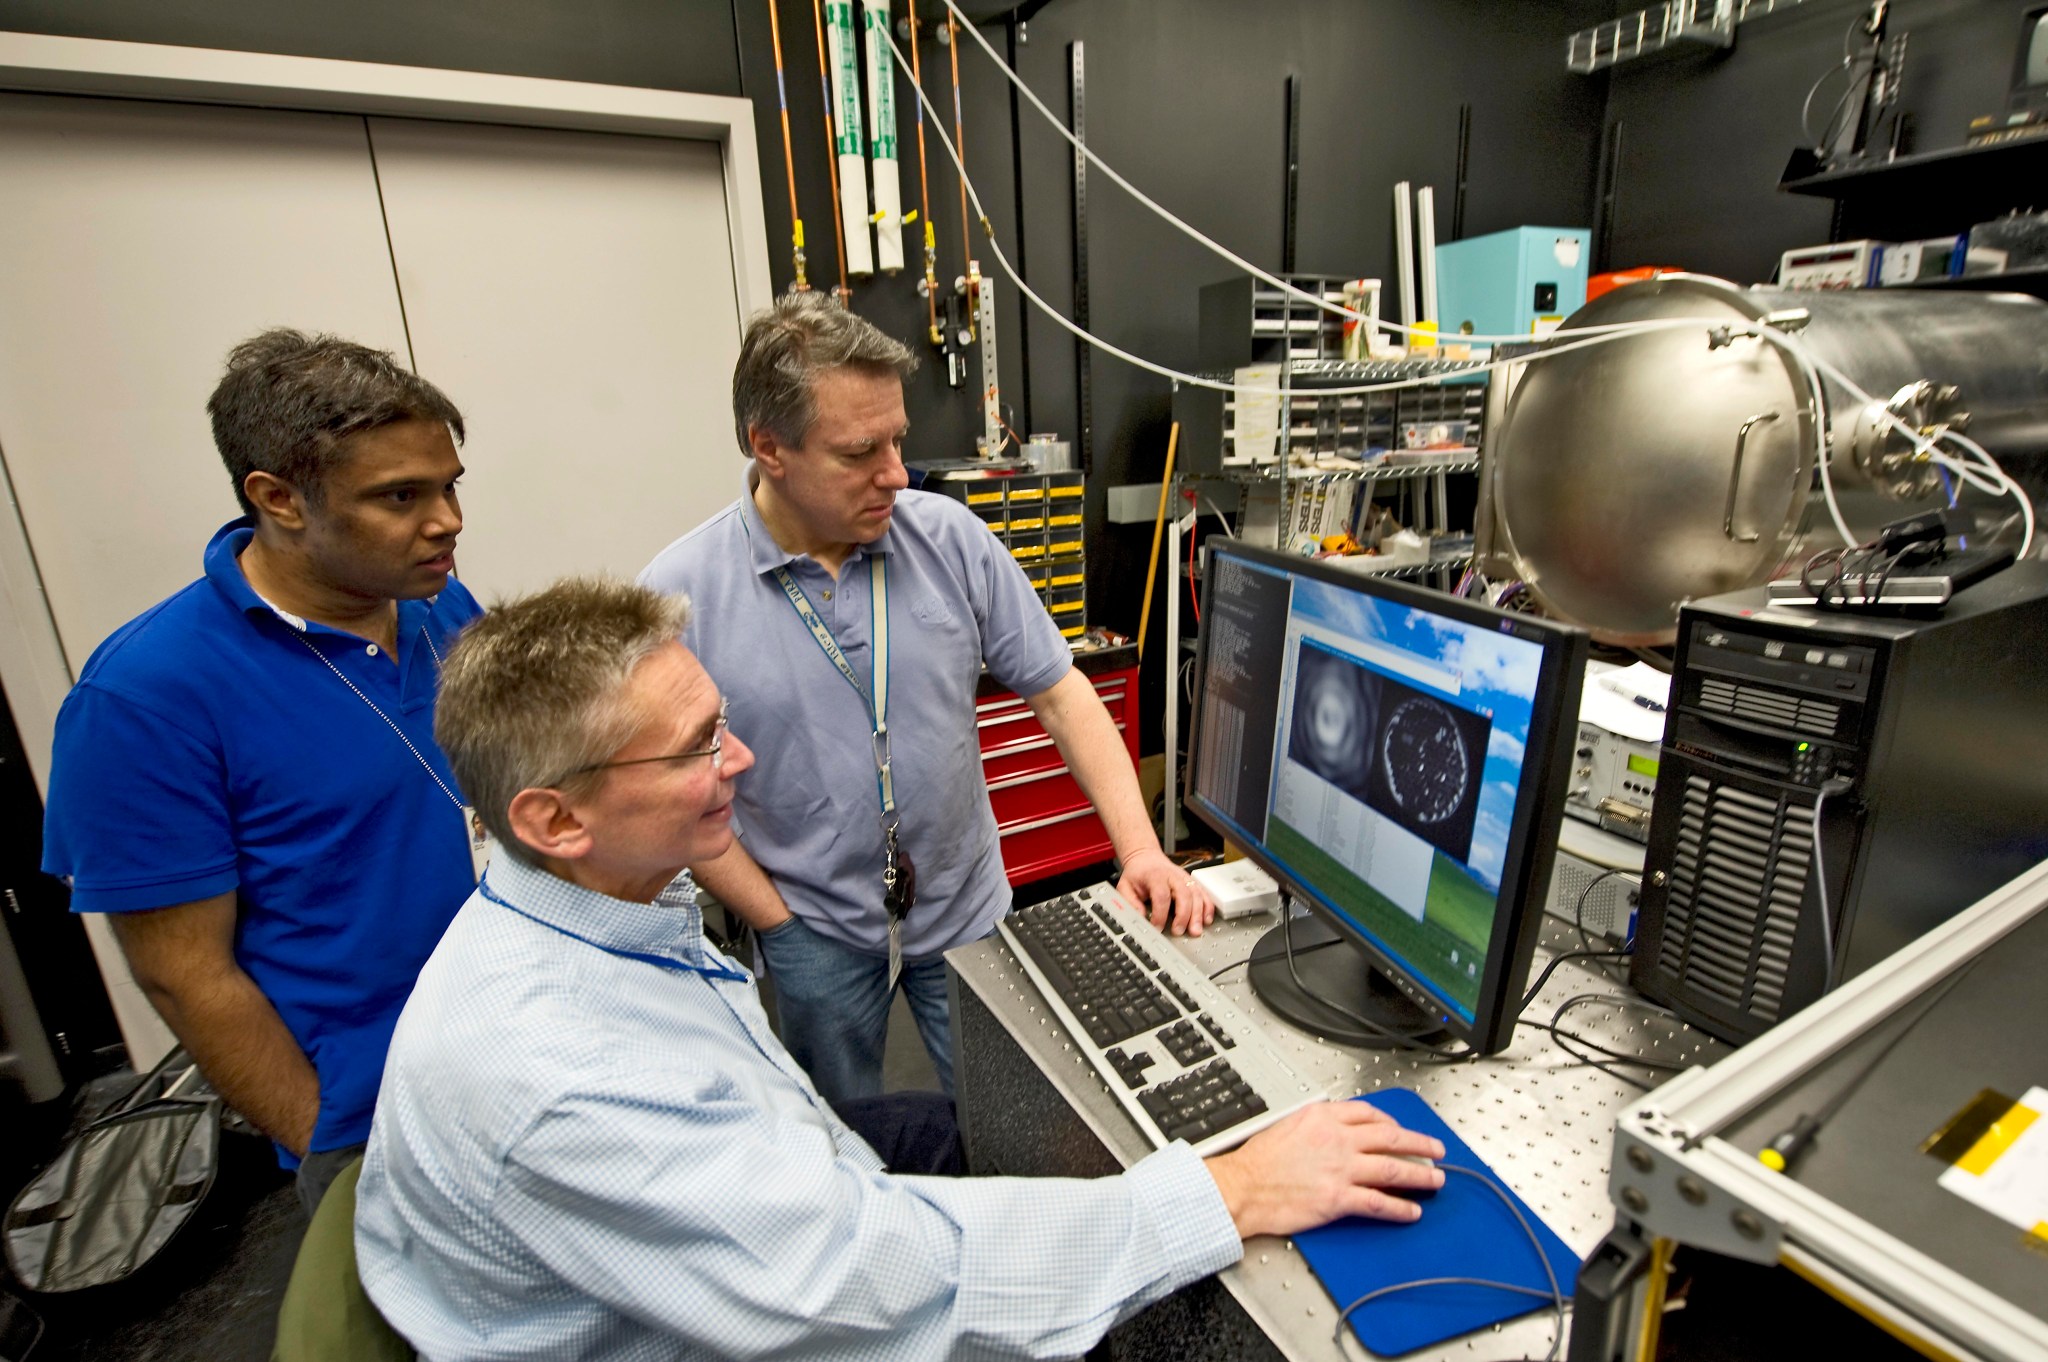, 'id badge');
463,805,496,883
